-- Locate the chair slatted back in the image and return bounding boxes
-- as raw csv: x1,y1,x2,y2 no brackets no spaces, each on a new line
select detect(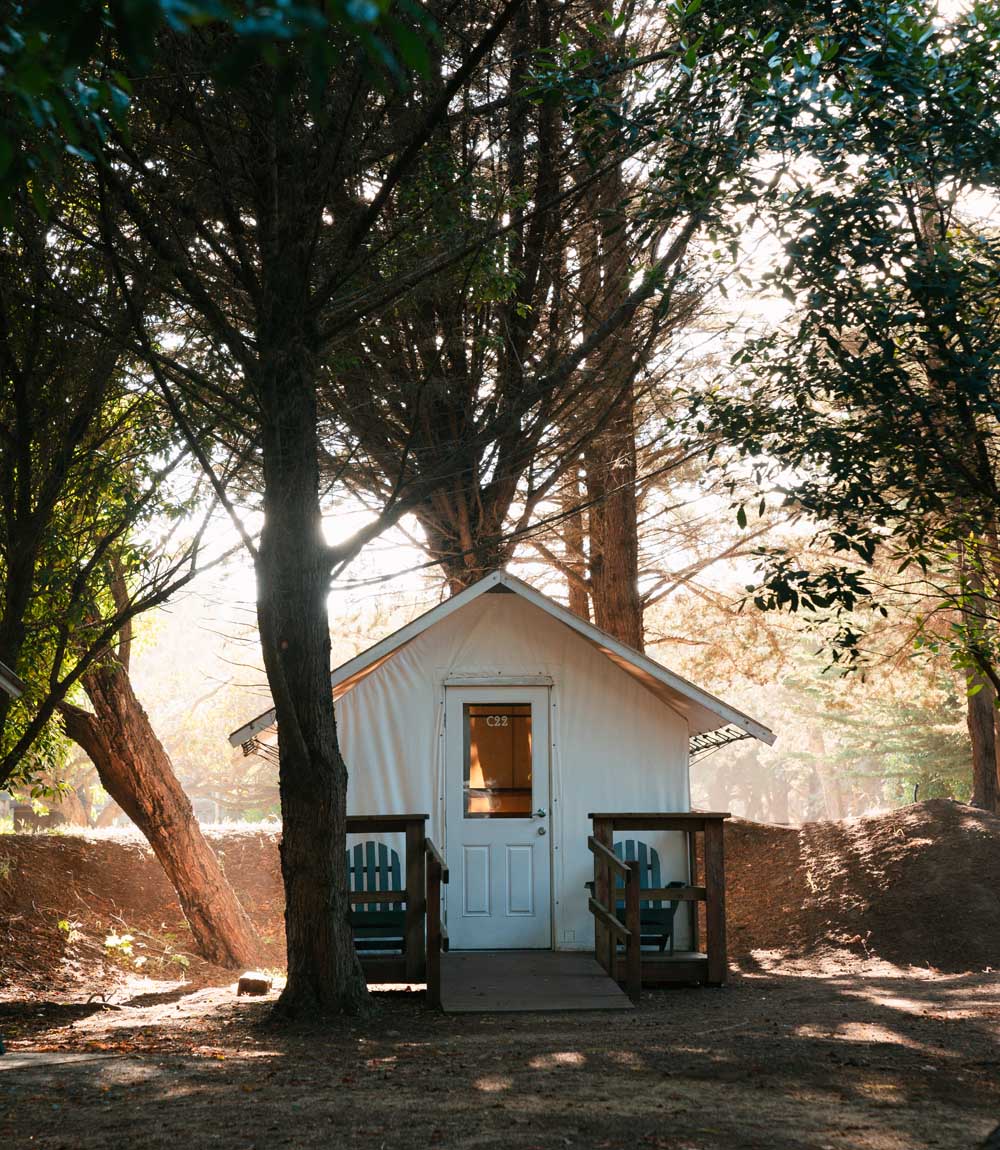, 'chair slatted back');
614,839,663,910
347,840,403,913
